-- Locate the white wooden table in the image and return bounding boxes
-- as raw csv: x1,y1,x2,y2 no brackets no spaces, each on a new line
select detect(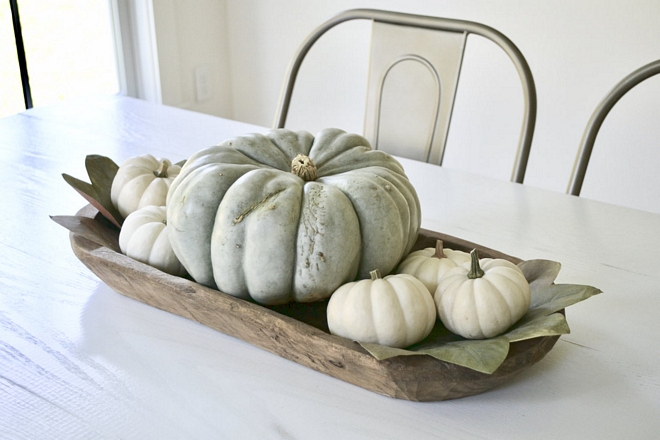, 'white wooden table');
1,95,658,439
